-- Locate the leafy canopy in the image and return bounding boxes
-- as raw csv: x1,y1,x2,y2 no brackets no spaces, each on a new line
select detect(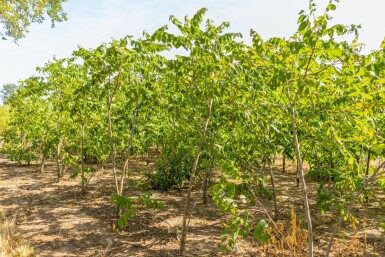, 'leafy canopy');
0,0,67,41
